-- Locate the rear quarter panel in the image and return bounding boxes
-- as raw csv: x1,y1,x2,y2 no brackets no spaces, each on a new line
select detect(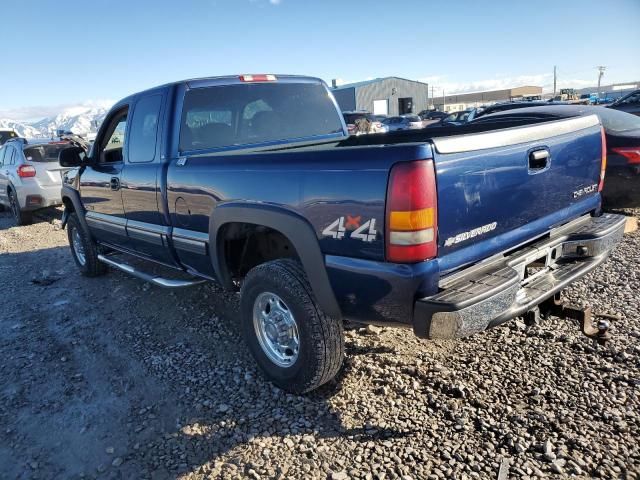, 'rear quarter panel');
167,144,432,262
